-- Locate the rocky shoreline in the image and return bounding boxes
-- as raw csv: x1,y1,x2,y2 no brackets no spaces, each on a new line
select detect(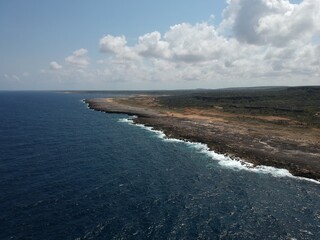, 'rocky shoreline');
85,98,320,181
